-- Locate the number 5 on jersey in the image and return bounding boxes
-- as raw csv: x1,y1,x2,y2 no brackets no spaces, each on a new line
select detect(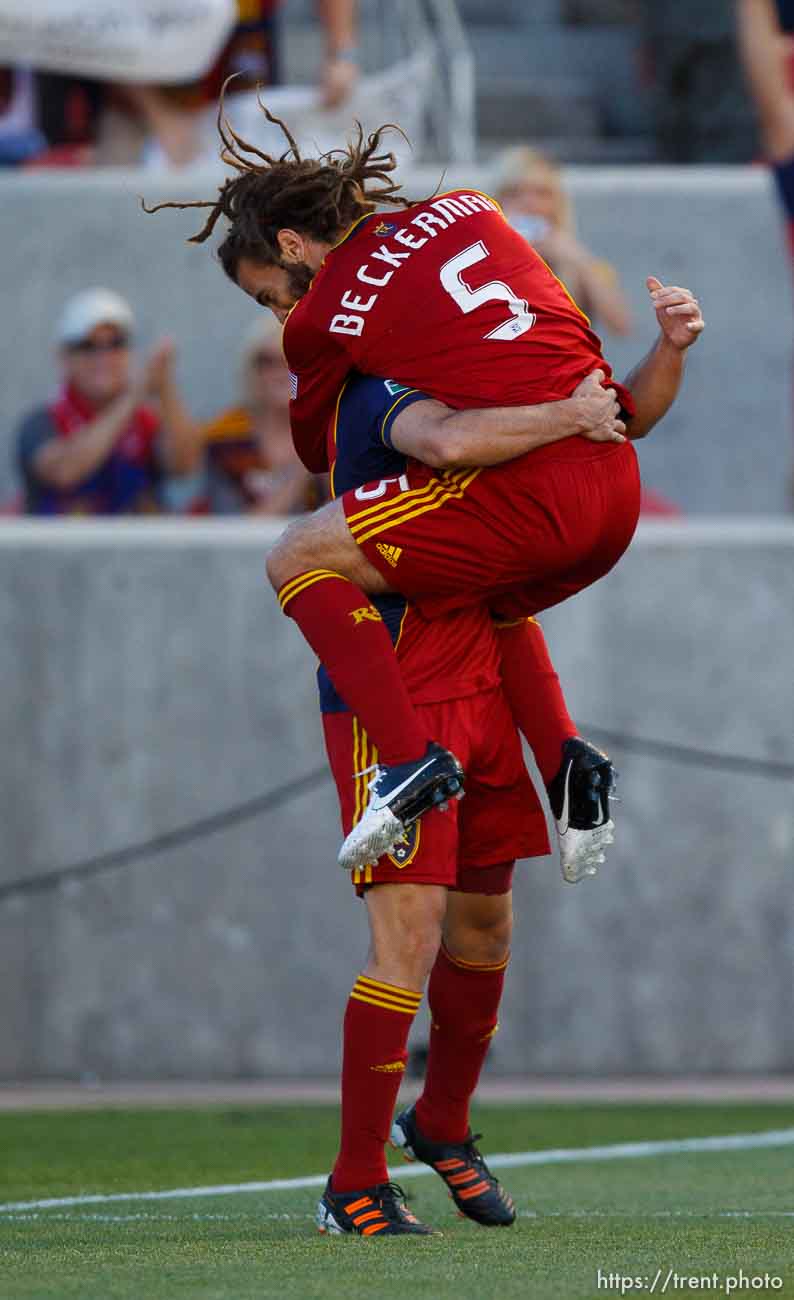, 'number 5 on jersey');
440,240,536,342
